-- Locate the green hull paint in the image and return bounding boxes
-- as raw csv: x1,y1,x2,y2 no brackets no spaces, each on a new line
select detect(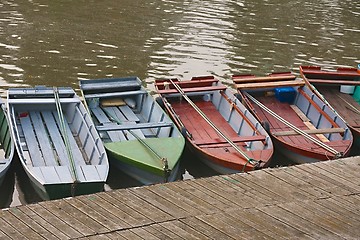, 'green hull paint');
105,137,184,176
